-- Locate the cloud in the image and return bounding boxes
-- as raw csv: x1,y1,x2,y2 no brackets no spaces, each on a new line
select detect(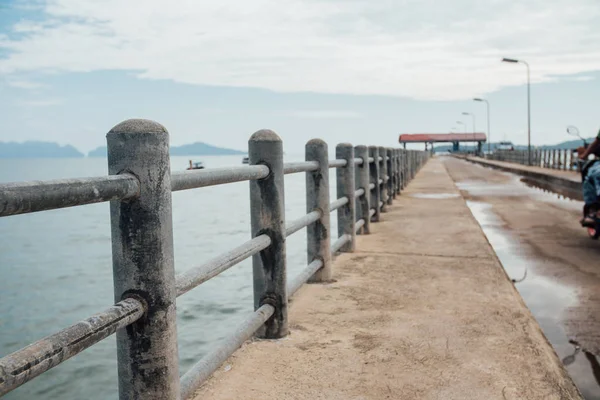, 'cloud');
567,75,595,82
285,110,363,119
1,0,600,100
17,98,63,106
6,78,45,89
